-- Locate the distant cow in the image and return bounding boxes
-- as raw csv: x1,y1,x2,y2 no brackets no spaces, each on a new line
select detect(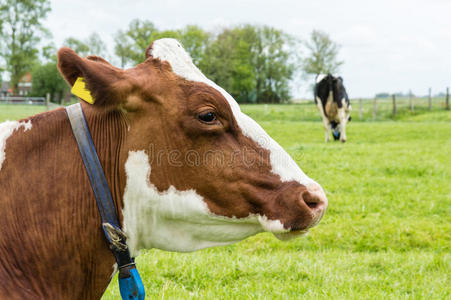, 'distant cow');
314,74,351,142
0,39,327,299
